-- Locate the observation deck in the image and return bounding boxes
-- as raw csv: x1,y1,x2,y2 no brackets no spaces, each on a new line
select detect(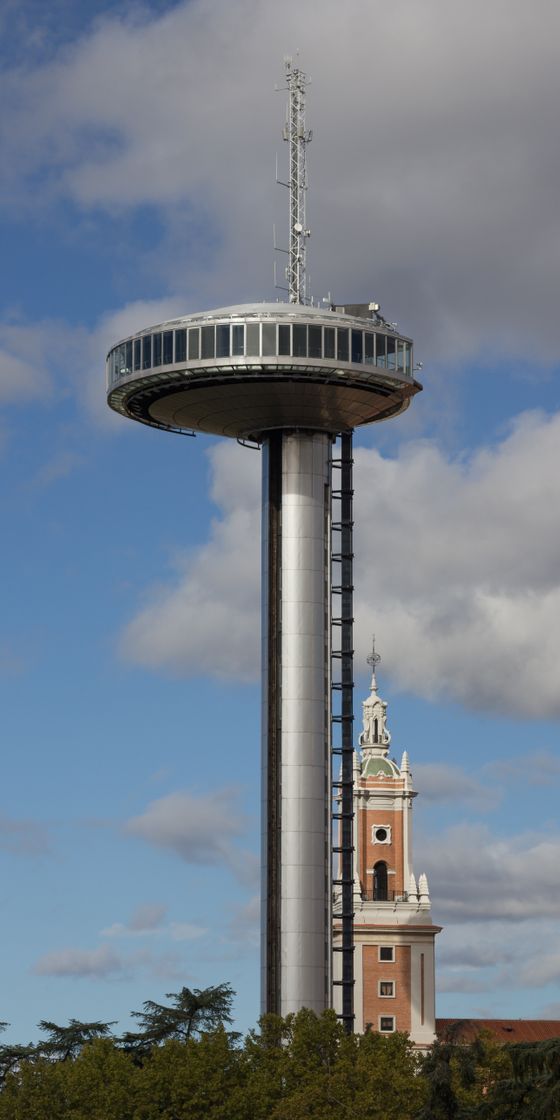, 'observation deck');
106,302,421,441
